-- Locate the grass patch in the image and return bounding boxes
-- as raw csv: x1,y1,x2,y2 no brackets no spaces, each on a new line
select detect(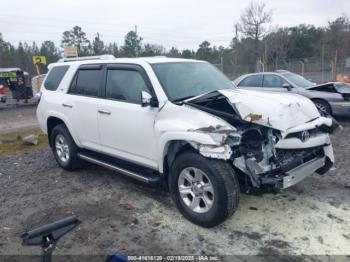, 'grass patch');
0,129,49,156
